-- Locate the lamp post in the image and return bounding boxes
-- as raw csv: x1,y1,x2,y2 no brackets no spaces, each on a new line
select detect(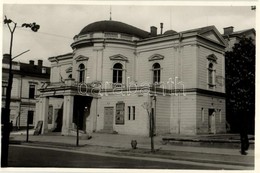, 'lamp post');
2,16,40,167
150,94,156,153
